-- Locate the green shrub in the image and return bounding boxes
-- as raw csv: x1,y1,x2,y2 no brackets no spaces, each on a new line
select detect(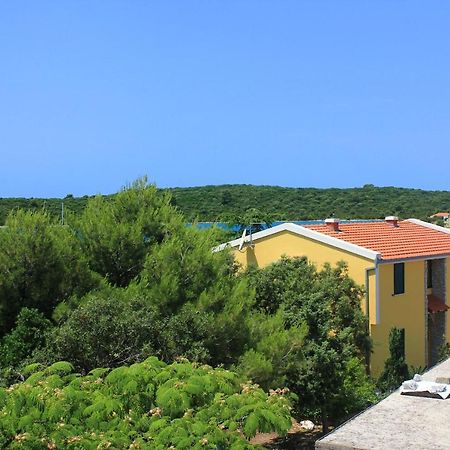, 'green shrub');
0,357,292,449
377,327,410,392
0,308,51,370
